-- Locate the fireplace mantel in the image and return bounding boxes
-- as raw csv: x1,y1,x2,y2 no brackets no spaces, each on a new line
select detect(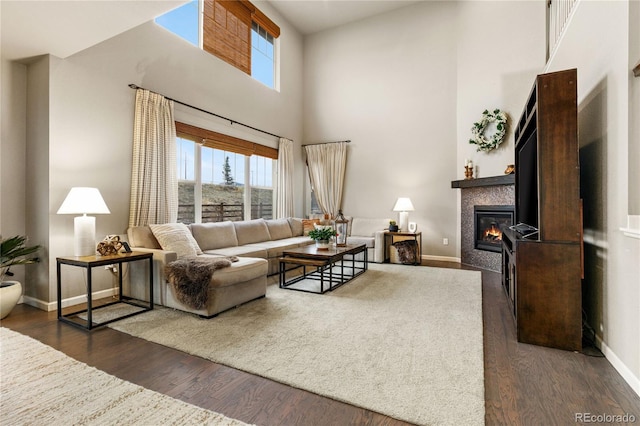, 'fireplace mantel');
453,174,515,272
451,174,514,189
